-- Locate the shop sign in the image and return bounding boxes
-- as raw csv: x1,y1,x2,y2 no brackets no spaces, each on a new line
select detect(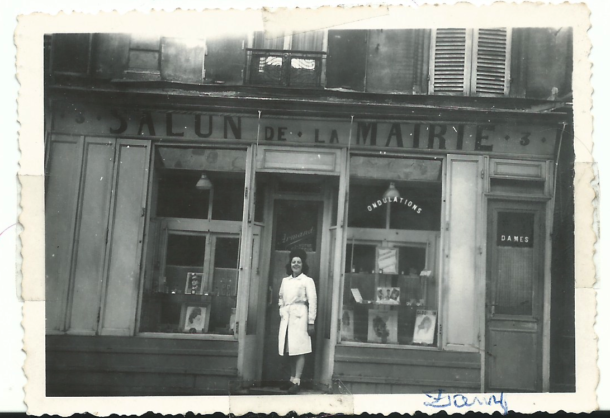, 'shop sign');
53,103,558,157
367,196,423,214
497,212,534,248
